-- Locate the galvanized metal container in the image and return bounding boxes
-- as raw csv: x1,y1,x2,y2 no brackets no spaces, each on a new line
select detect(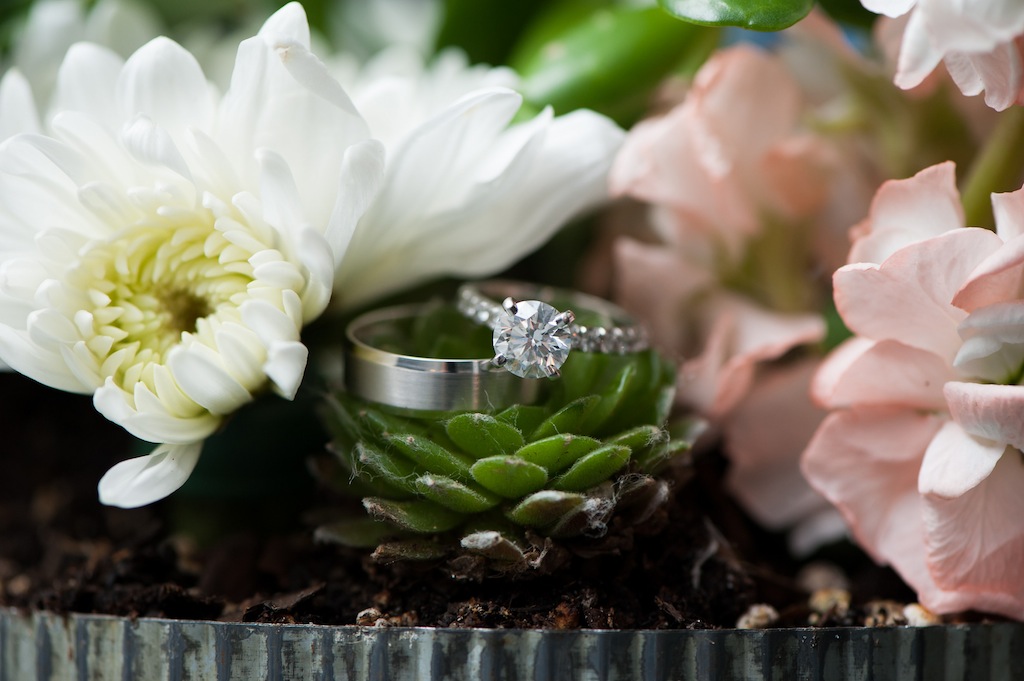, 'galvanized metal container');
1,608,1021,680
